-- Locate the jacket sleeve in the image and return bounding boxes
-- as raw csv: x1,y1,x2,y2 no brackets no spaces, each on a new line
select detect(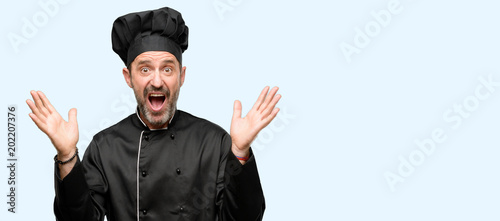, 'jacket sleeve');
217,133,266,221
54,139,108,221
